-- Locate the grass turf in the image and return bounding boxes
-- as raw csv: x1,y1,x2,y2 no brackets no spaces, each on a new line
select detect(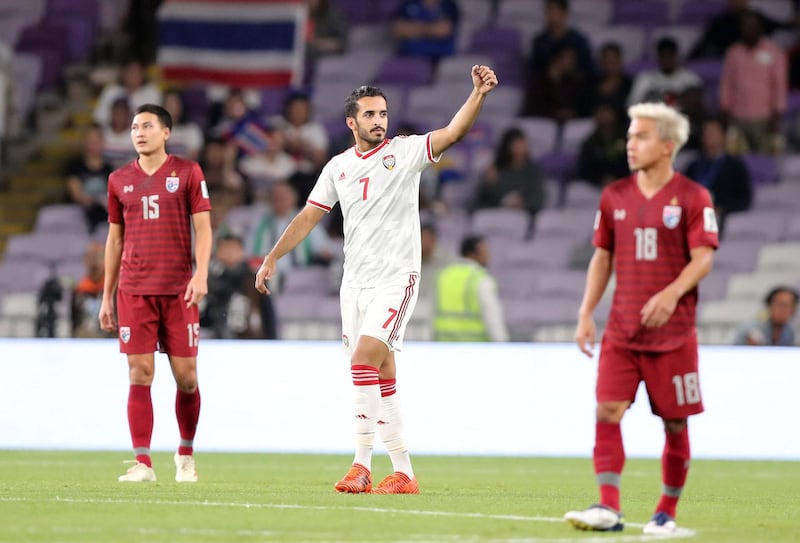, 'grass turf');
0,451,797,542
